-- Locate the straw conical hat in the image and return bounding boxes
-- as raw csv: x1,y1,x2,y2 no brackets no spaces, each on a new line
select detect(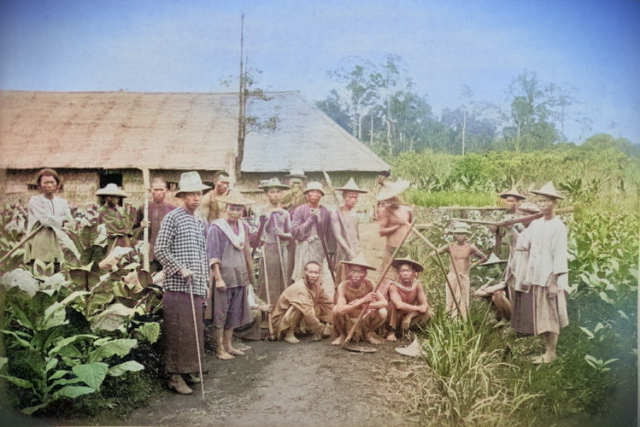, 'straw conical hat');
258,177,290,190
530,181,564,200
341,254,376,271
216,189,255,206
518,202,541,214
391,256,424,273
303,181,325,195
376,179,410,201
500,187,526,200
174,171,211,196
336,177,368,194
479,253,506,266
95,183,128,198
